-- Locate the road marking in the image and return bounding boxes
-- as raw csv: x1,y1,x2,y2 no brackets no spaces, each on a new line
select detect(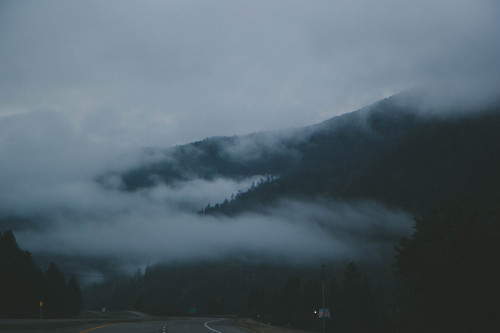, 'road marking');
79,323,120,333
204,319,225,333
